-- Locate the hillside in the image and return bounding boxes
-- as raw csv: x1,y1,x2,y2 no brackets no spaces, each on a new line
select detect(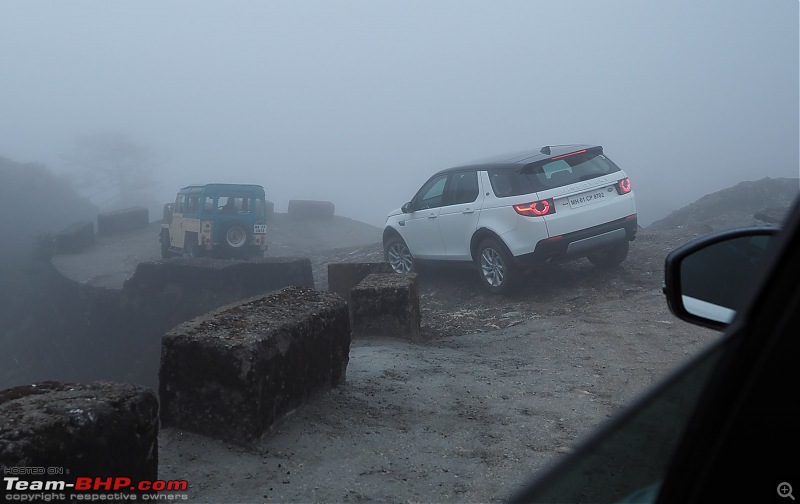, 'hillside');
0,155,97,260
649,177,797,231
